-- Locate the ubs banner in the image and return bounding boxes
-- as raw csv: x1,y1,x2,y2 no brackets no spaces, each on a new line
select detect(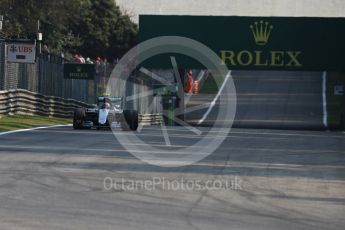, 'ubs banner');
7,43,36,64
139,15,345,71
